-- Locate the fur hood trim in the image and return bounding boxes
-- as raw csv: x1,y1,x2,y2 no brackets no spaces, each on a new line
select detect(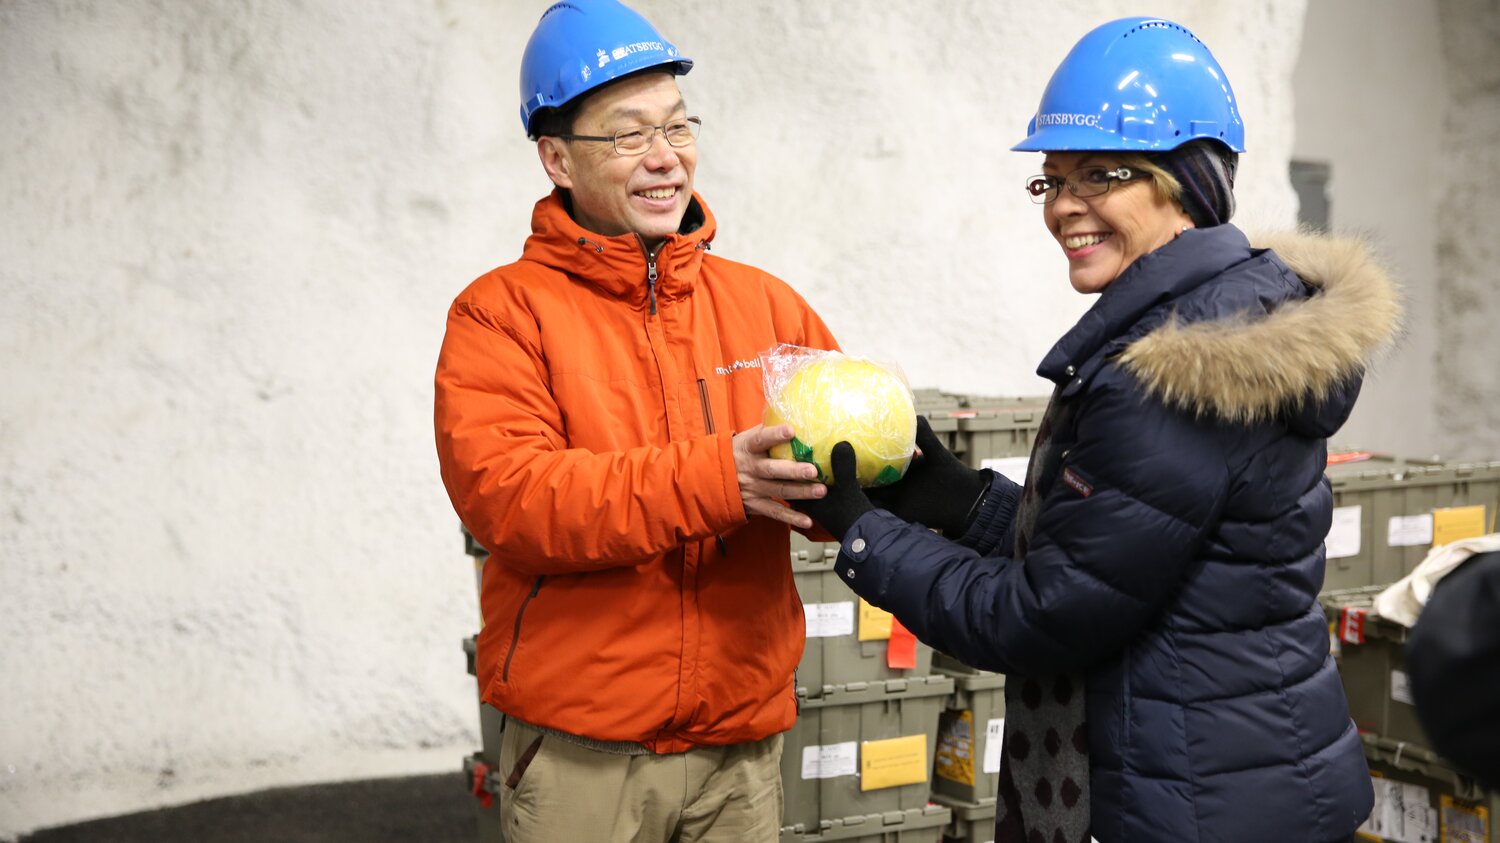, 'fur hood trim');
1117,231,1403,424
